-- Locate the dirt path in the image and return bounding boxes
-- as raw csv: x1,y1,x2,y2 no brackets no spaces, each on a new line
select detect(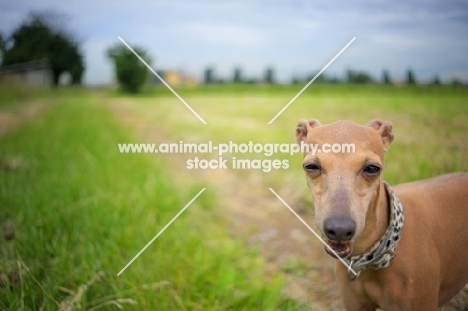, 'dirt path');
0,101,49,171
108,99,342,310
0,101,48,136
